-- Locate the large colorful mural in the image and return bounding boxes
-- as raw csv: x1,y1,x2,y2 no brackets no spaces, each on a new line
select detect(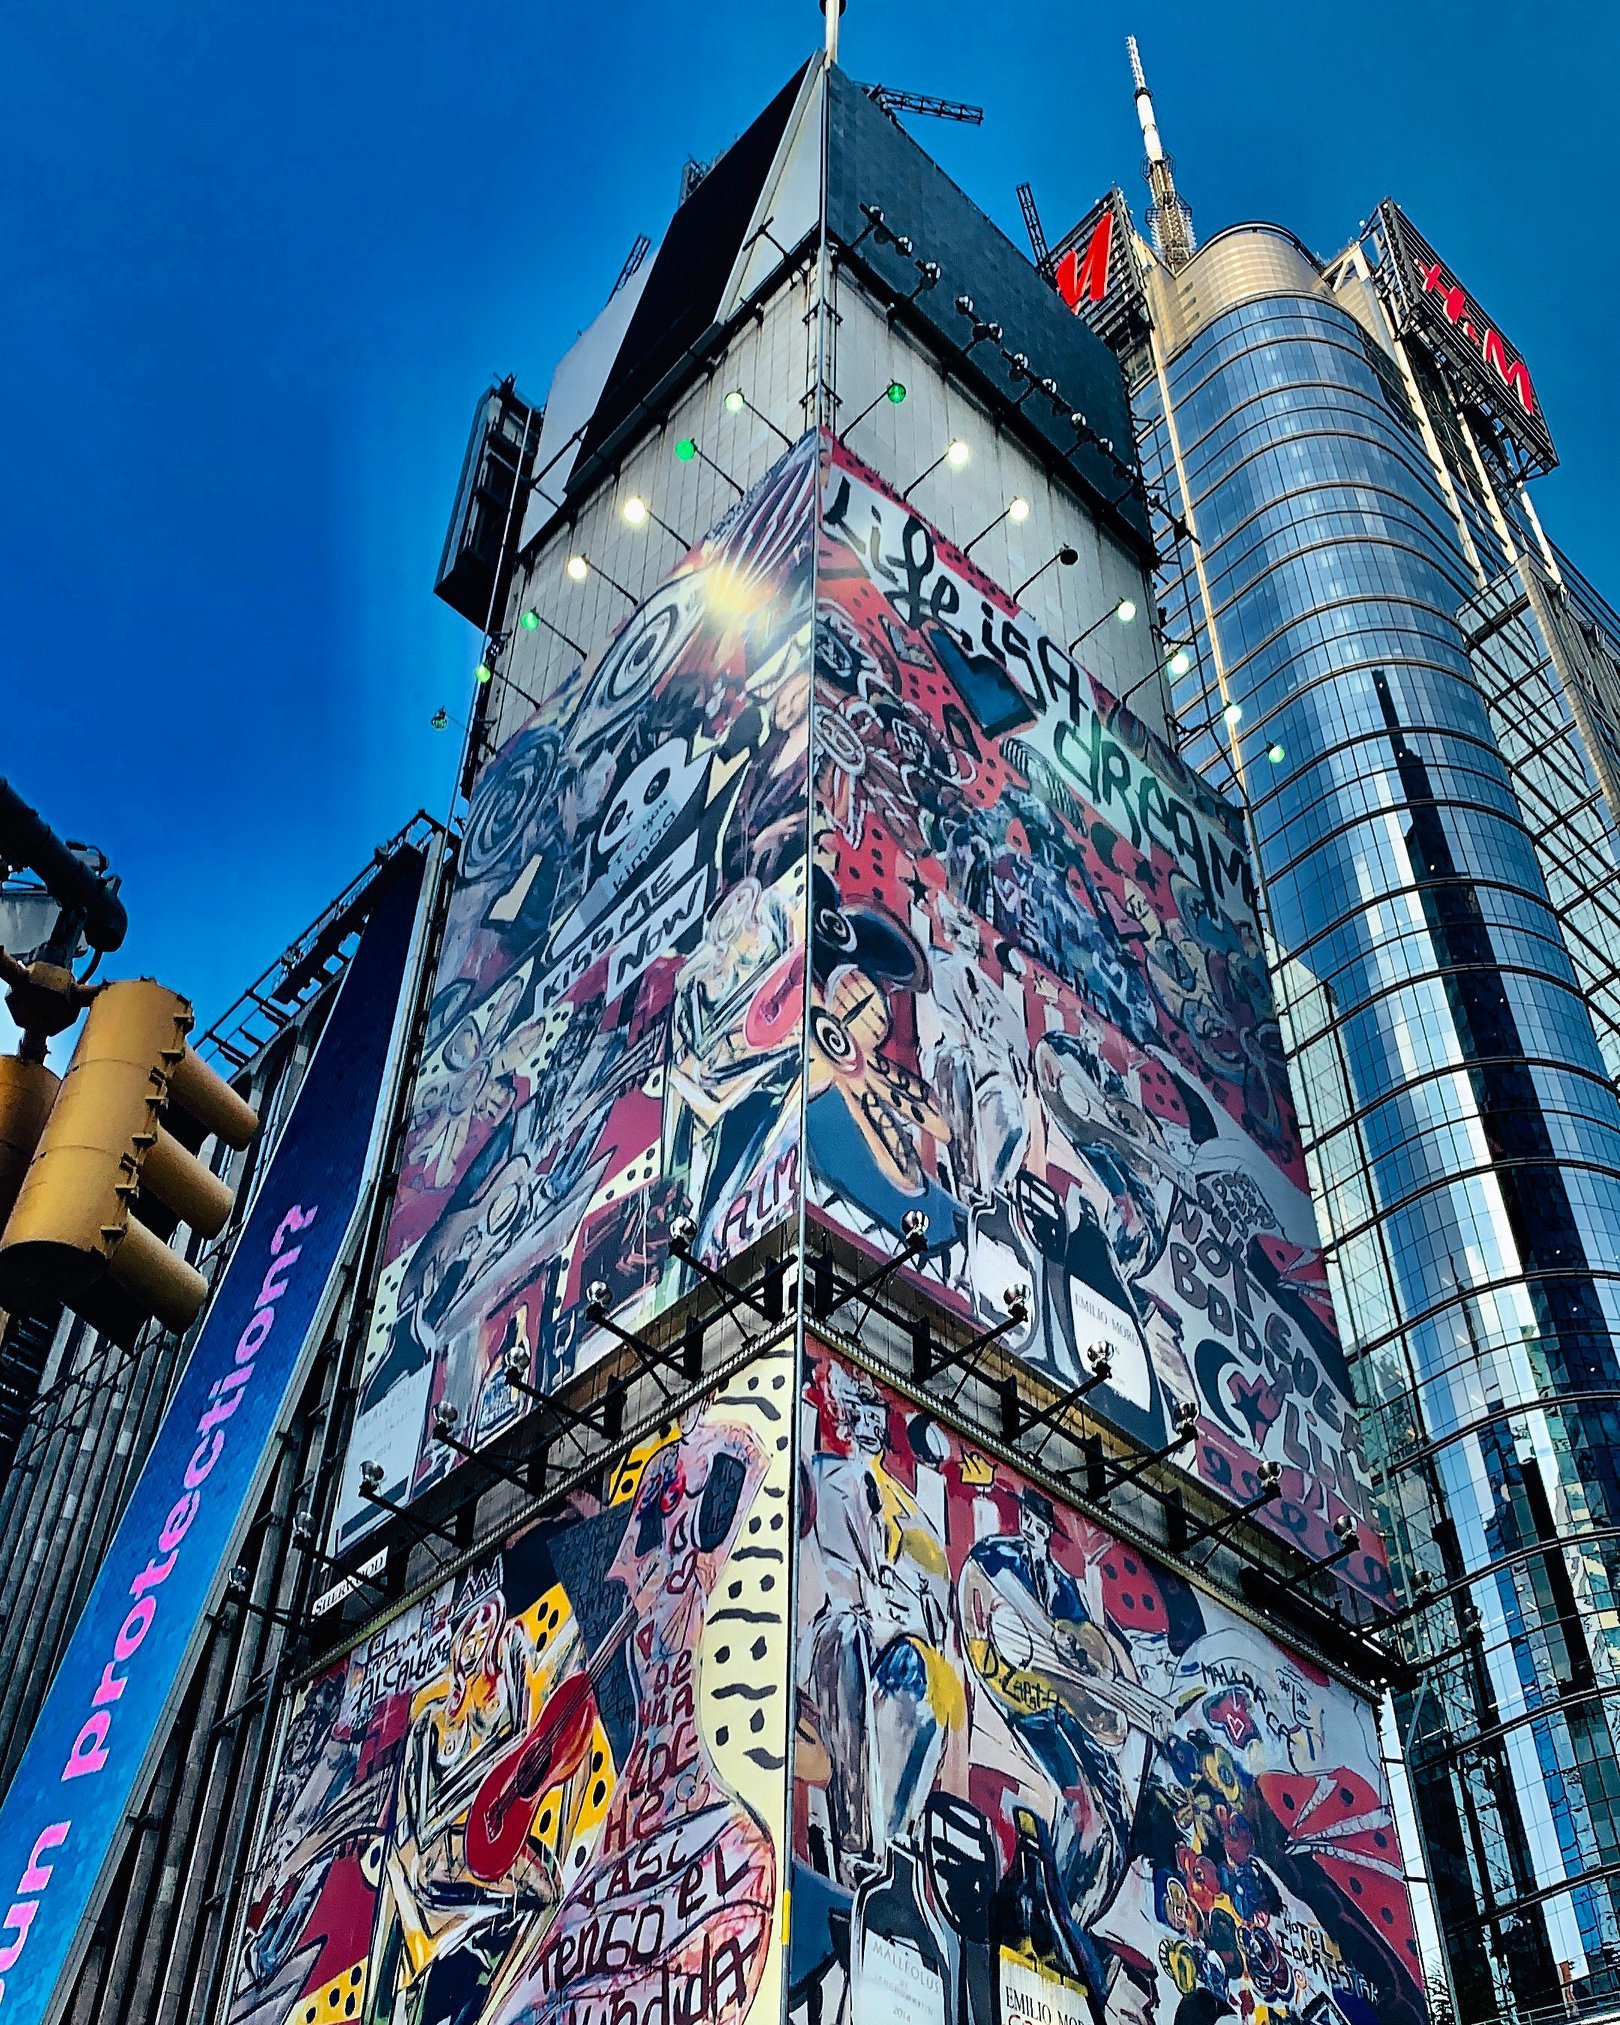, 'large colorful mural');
334,421,1380,1599
791,1342,1423,2025
807,440,1386,1599
233,1348,793,2025
334,438,816,1549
